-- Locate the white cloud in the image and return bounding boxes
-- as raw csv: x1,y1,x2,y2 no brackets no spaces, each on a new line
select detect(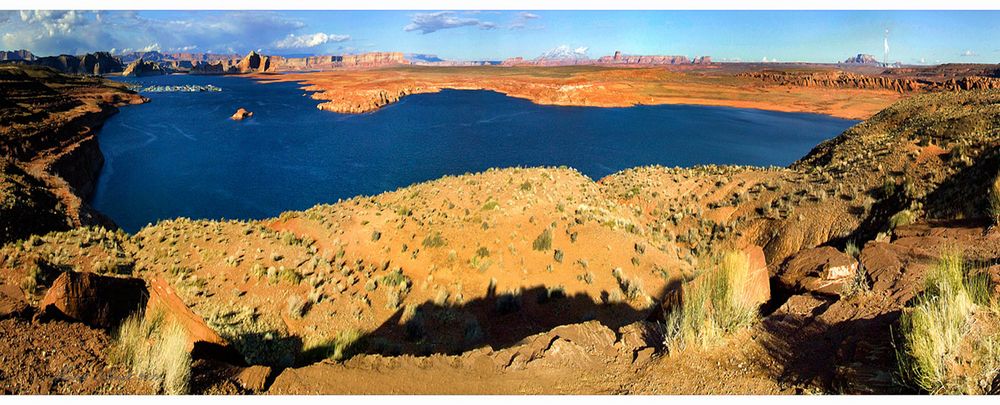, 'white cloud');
960,49,978,57
274,32,350,49
403,11,496,34
1,10,317,56
509,11,542,30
